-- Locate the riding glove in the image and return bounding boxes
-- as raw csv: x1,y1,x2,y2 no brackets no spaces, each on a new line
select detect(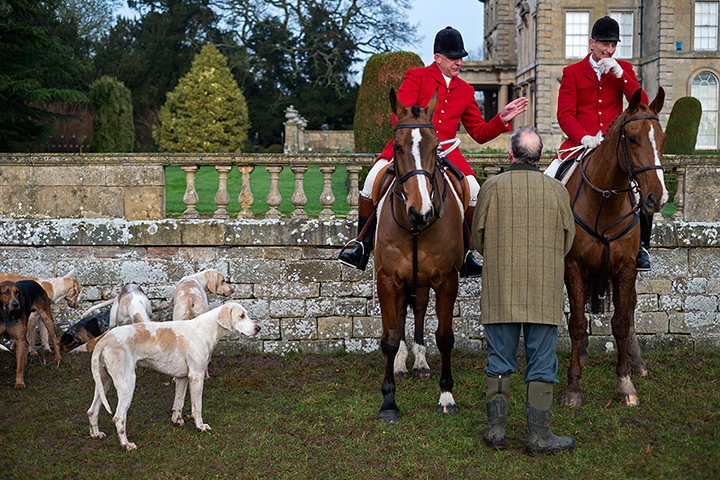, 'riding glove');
597,58,623,78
